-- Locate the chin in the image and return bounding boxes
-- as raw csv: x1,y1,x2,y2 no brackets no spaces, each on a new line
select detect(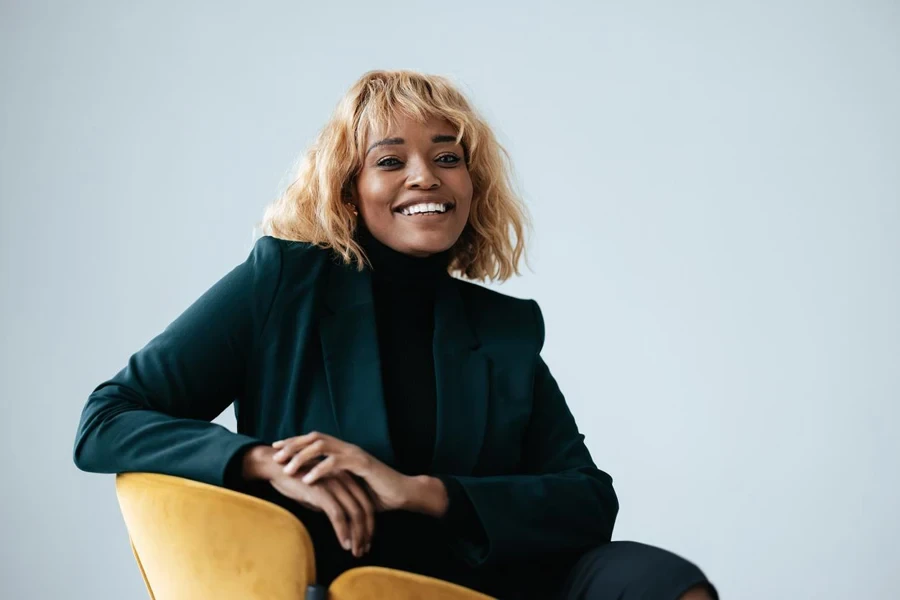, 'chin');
398,234,456,257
